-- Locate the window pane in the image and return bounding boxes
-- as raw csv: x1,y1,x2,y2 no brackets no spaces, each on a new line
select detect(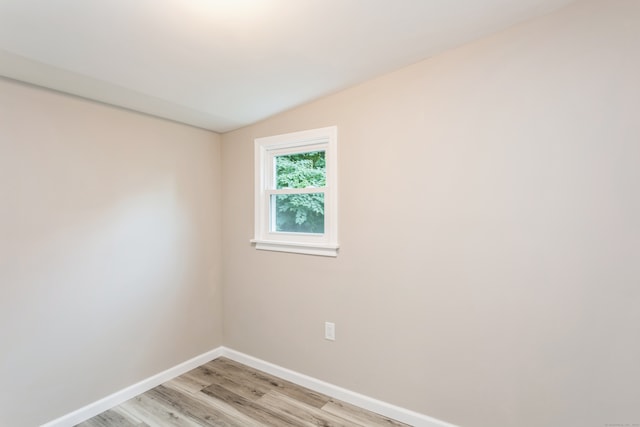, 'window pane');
275,151,325,189
271,193,325,234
